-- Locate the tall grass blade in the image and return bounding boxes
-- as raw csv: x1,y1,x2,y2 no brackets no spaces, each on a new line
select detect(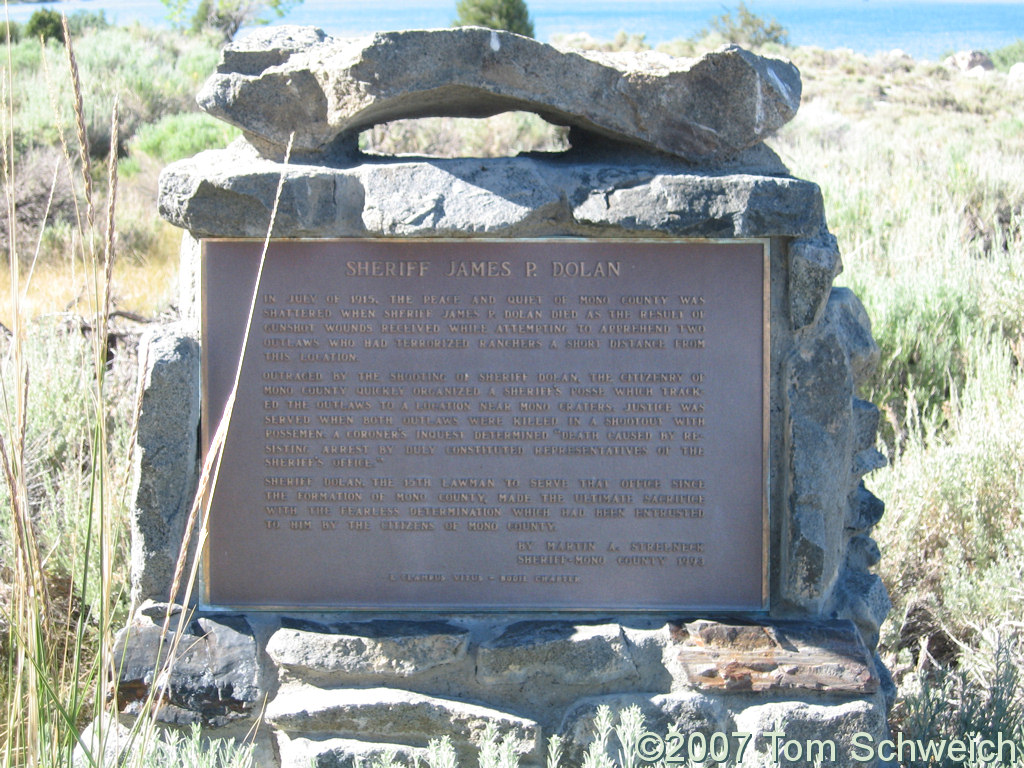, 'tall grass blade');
149,131,295,733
